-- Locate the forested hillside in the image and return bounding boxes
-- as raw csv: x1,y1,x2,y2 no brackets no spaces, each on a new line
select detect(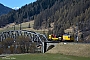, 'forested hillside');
34,0,90,41
0,3,12,16
0,0,90,41
34,0,90,34
0,0,57,27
